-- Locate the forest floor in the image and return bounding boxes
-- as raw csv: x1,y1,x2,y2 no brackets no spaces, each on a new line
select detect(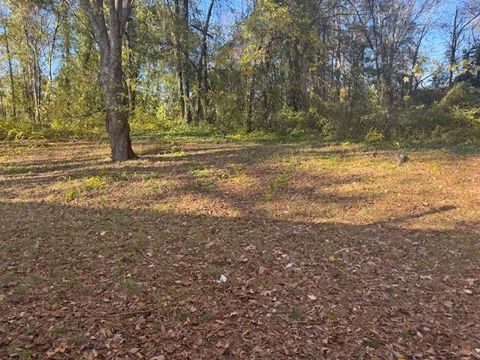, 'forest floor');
0,139,479,359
